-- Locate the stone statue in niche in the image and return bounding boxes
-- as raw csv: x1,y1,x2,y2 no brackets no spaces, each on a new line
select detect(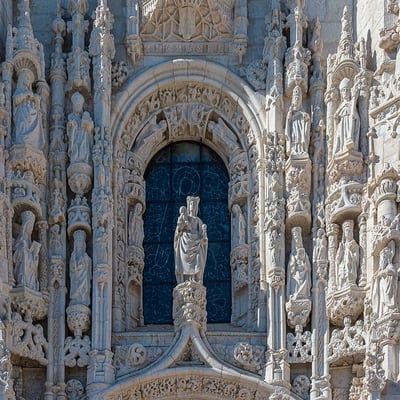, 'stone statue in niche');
287,226,311,301
285,85,310,157
174,196,208,284
67,92,94,165
13,210,41,291
333,77,360,154
313,228,327,261
231,204,246,248
94,225,108,265
69,230,92,307
13,68,45,150
372,240,398,317
128,203,144,247
269,228,281,267
335,220,359,288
